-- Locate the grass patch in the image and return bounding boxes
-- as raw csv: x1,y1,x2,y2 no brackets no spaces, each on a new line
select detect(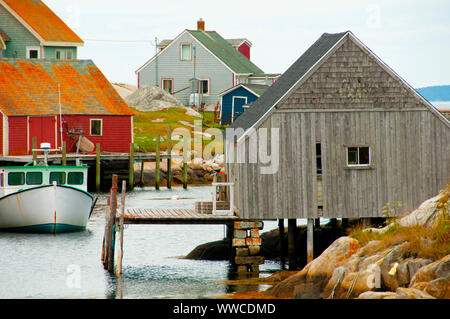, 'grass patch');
350,188,450,260
132,107,227,153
